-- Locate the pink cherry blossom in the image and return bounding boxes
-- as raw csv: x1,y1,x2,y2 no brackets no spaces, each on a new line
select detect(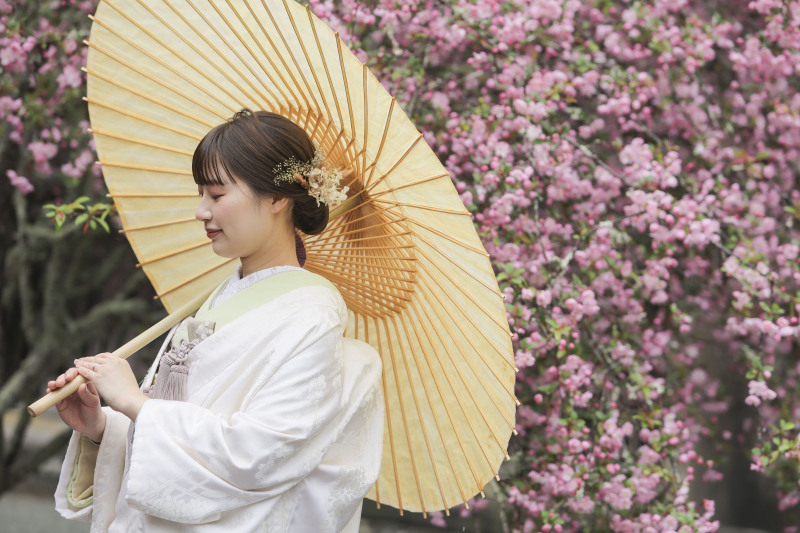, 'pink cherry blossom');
6,169,33,194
